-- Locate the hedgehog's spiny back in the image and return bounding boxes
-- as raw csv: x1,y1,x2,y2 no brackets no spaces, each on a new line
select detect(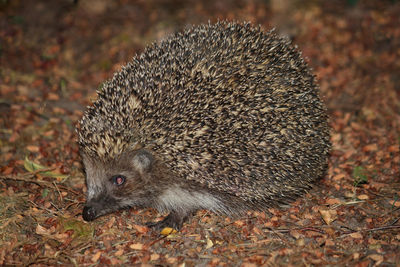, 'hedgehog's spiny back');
78,22,330,205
